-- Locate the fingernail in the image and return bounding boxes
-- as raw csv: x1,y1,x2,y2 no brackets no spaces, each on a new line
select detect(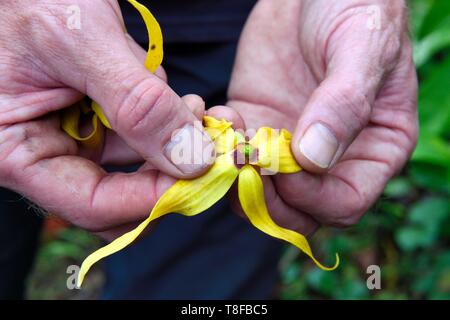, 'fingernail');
164,124,215,174
299,122,339,169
